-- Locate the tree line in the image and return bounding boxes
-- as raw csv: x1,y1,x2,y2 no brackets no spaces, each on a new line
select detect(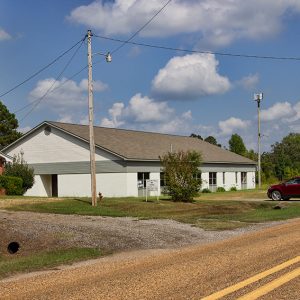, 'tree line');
191,132,300,183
